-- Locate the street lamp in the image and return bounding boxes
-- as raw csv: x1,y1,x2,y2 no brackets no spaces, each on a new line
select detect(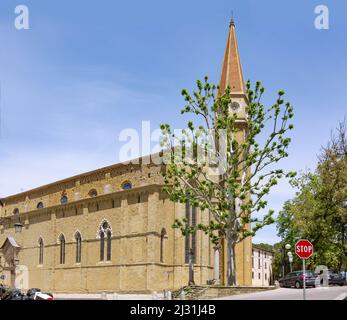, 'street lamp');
287,252,293,273
14,209,23,233
281,243,292,277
